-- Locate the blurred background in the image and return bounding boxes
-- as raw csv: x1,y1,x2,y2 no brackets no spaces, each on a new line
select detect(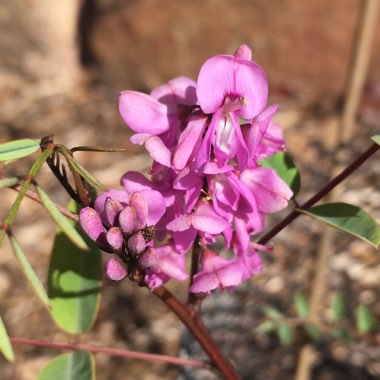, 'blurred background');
0,1,379,379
